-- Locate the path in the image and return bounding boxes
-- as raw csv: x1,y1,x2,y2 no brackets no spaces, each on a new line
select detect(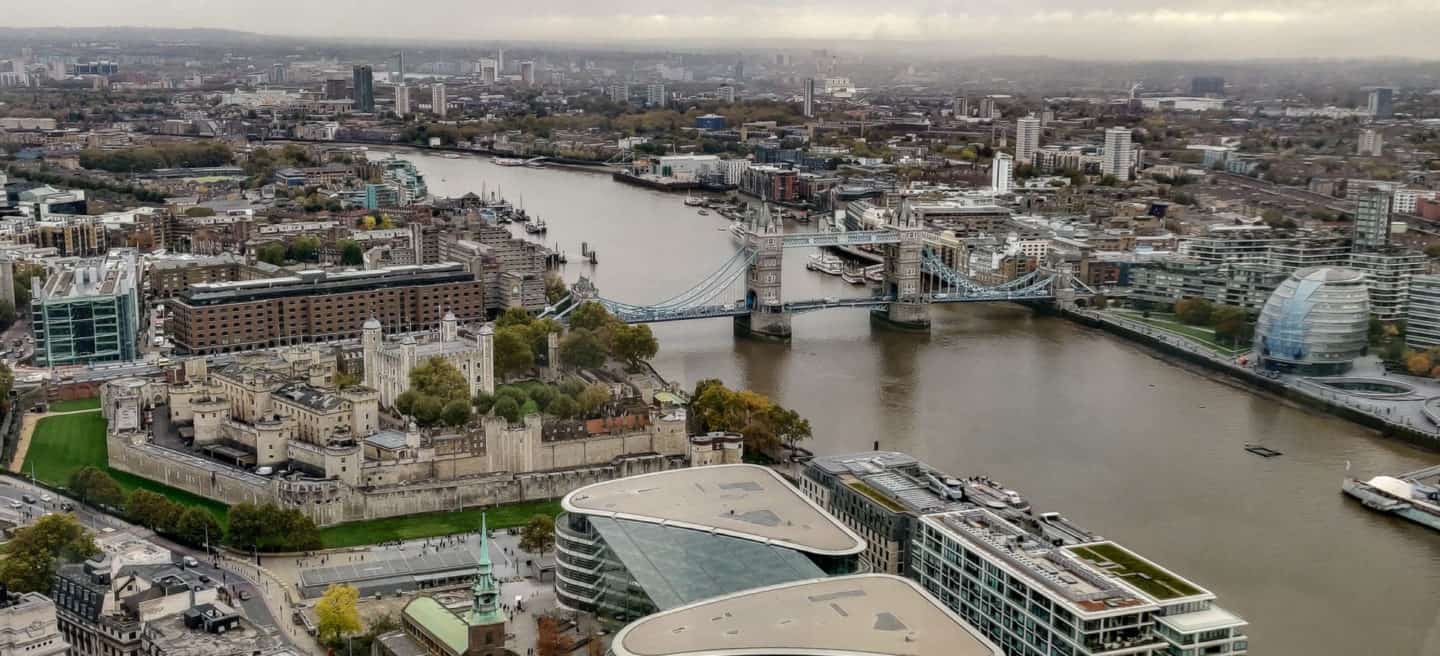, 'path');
8,407,102,471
